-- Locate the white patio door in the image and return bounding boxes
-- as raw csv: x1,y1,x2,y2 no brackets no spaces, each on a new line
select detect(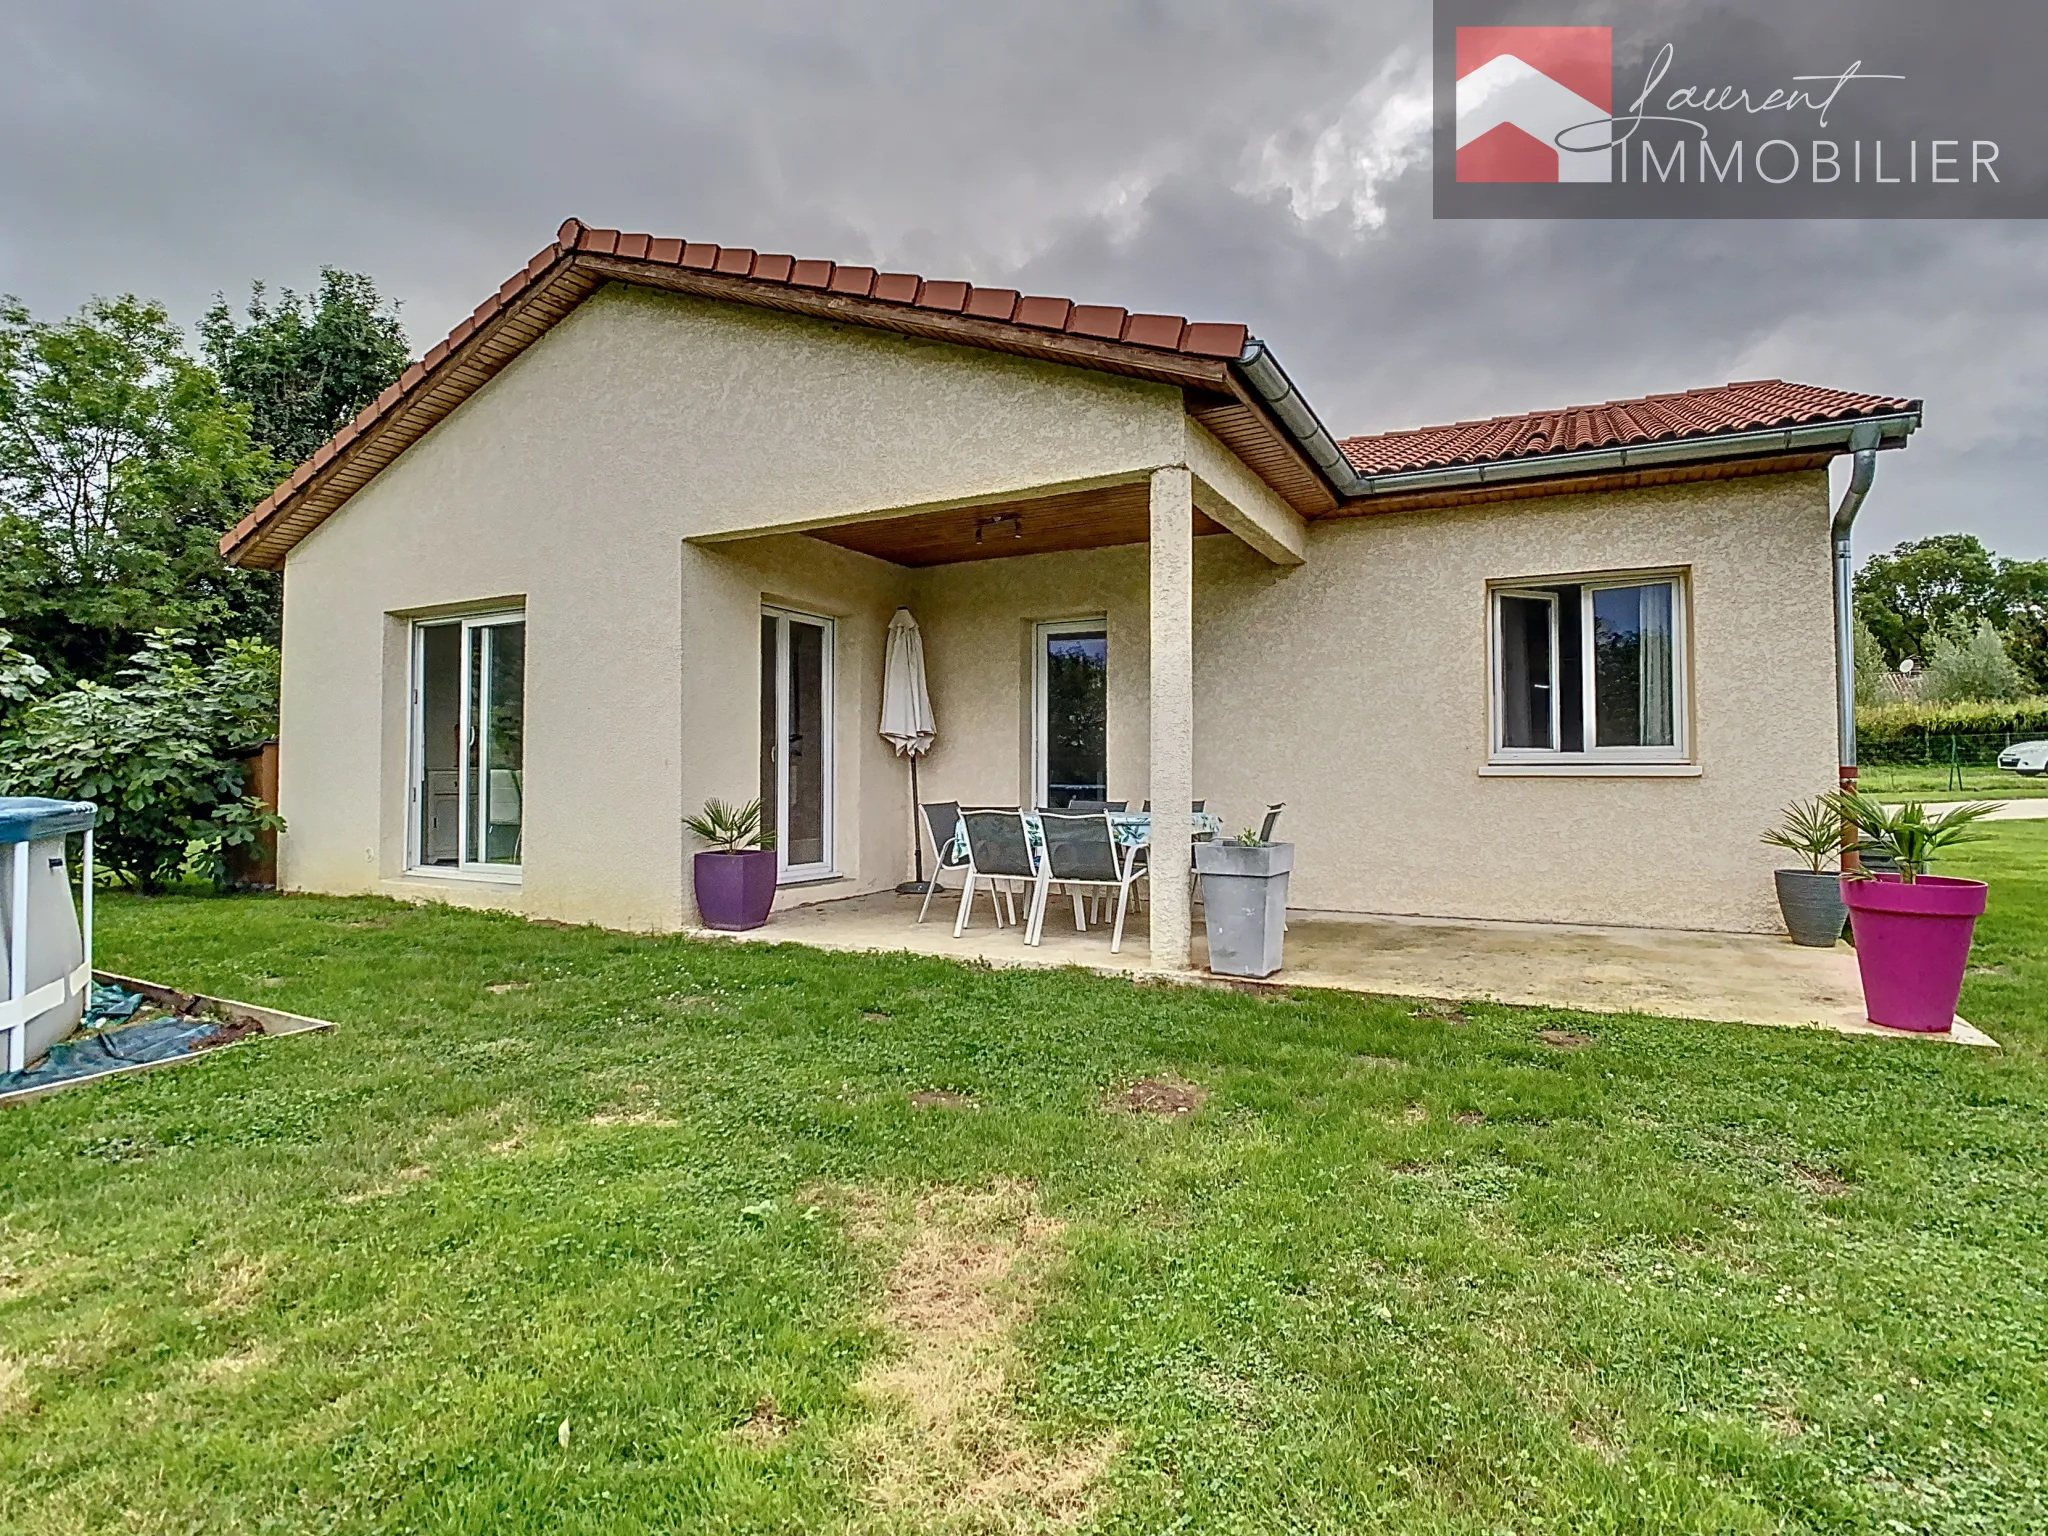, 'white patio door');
759,608,835,881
